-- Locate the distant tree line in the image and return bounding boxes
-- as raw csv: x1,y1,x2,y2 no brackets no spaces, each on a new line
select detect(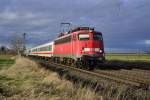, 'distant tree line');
0,46,7,54
0,46,15,54
0,33,26,55
9,33,27,55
